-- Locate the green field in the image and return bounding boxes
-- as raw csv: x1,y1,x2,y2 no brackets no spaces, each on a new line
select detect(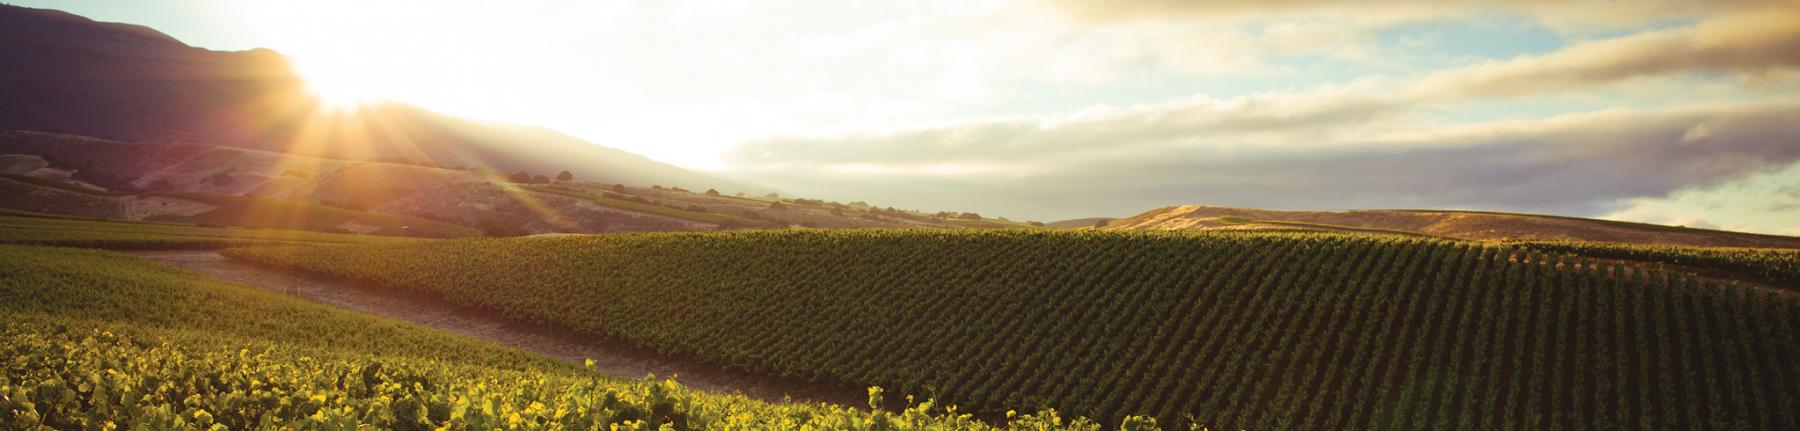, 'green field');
0,213,402,249
226,230,1800,429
